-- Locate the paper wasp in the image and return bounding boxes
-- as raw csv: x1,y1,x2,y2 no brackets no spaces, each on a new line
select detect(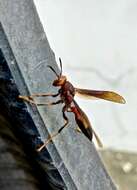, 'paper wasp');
19,58,125,151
